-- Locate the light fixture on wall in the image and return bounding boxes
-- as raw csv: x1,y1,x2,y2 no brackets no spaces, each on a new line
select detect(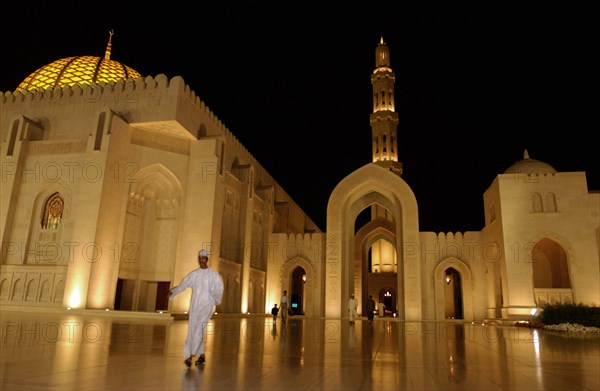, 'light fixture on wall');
302,274,306,283
445,274,451,285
